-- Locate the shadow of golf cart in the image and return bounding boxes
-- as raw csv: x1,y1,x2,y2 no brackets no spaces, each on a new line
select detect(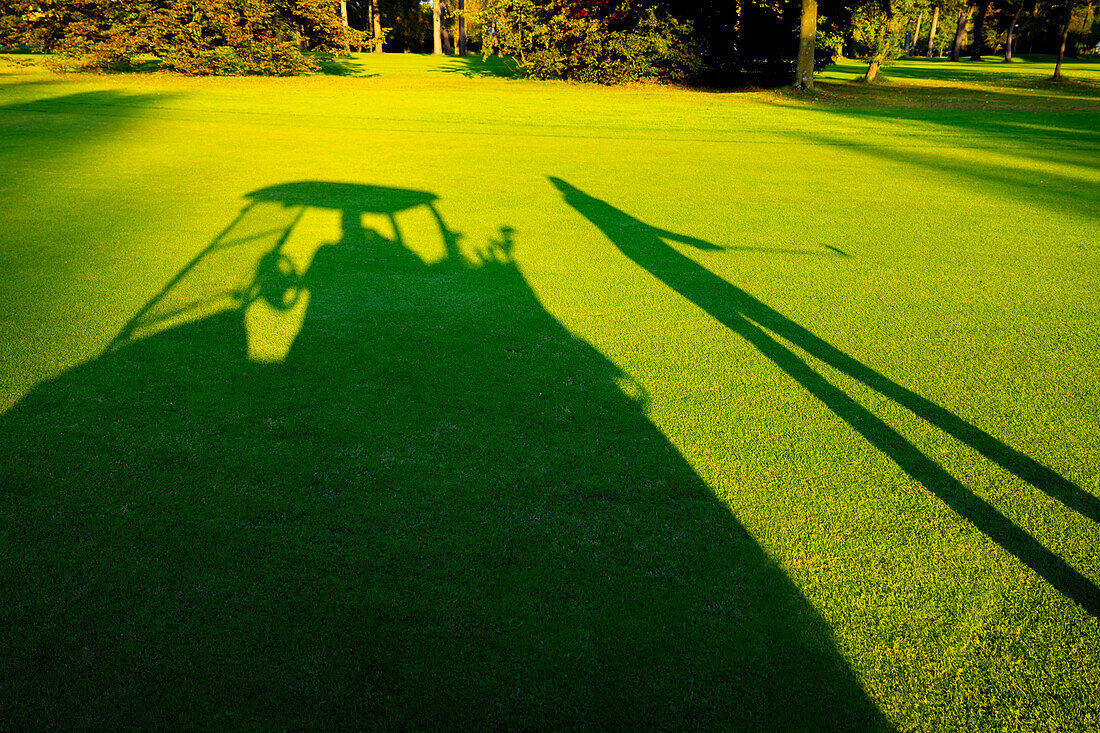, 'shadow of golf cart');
110,181,466,362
